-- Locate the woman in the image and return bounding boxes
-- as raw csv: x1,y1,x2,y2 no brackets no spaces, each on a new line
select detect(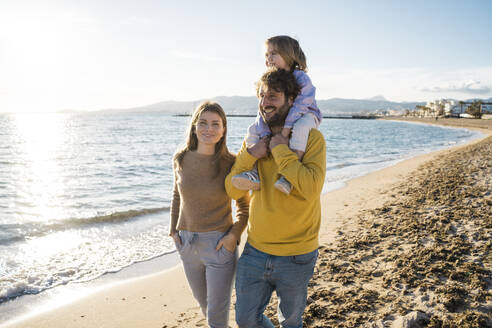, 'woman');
169,101,249,328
